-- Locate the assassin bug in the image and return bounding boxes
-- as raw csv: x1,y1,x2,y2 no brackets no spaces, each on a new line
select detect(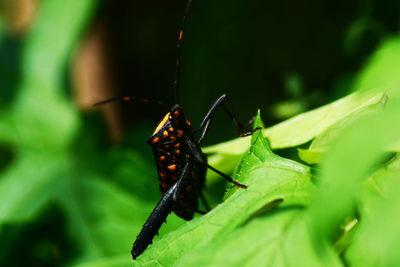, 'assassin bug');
95,0,261,260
